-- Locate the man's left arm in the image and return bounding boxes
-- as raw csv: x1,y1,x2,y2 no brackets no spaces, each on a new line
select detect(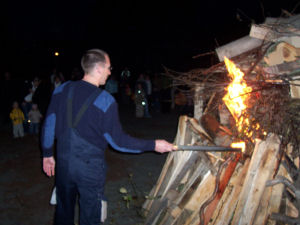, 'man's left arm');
102,99,175,153
102,100,155,153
